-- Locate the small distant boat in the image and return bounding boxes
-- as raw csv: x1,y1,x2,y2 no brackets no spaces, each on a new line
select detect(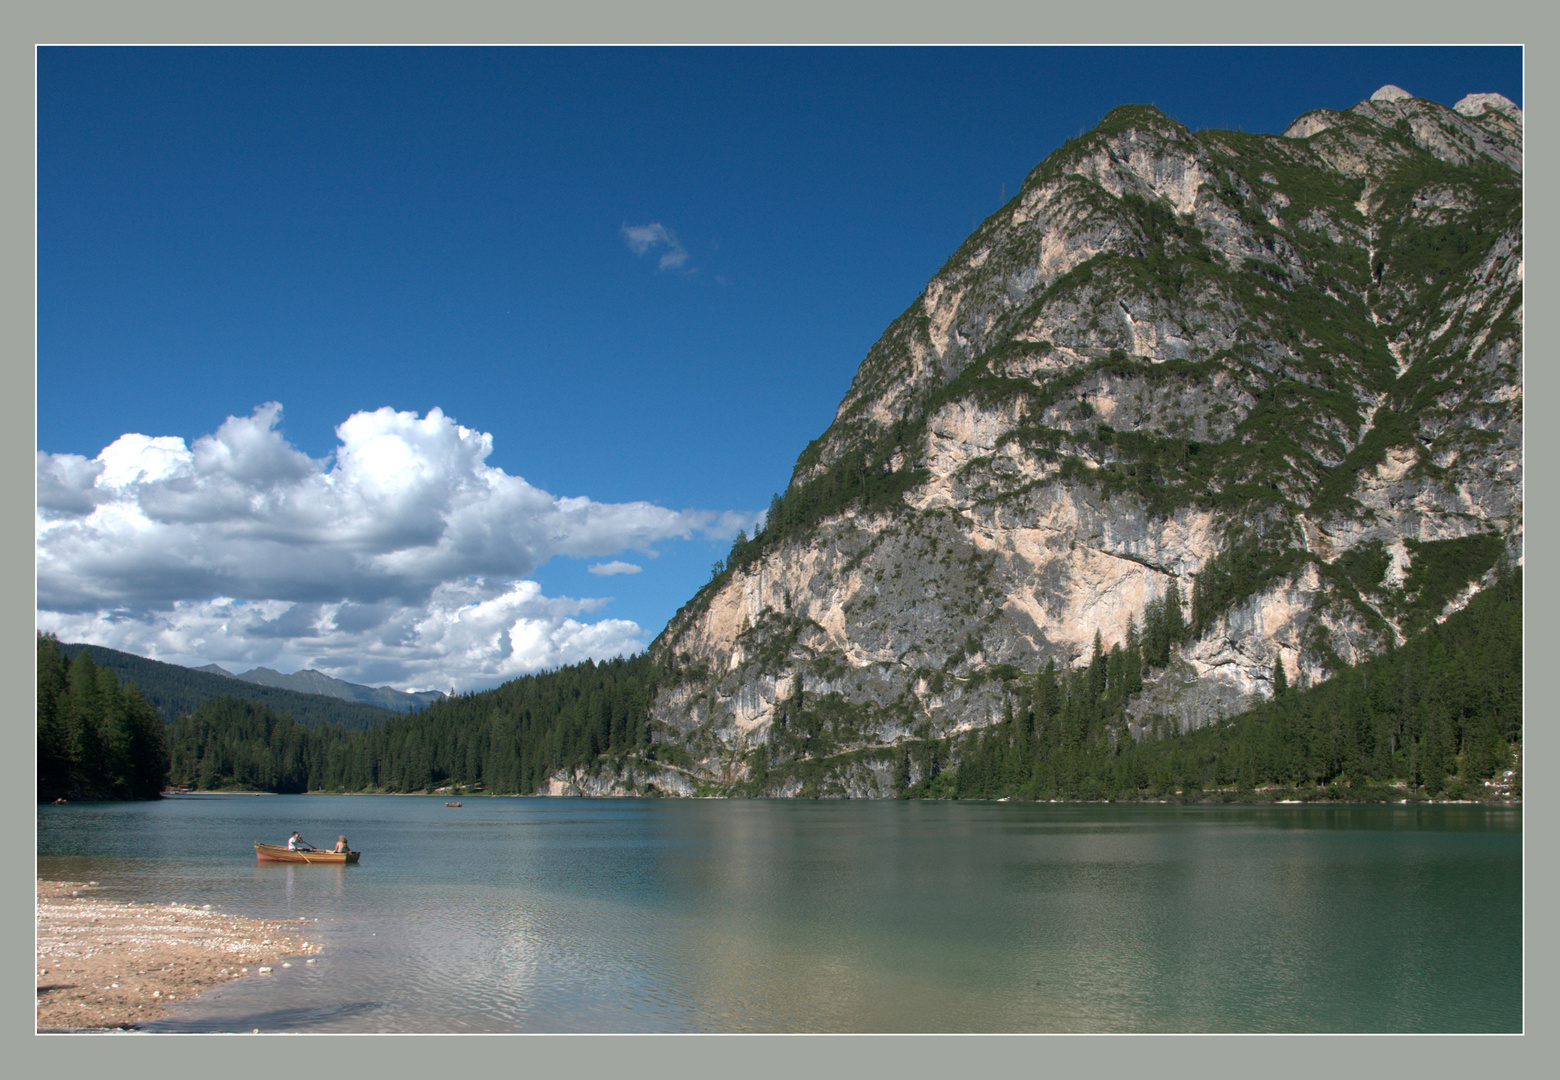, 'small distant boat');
254,841,360,864
445,801,463,807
